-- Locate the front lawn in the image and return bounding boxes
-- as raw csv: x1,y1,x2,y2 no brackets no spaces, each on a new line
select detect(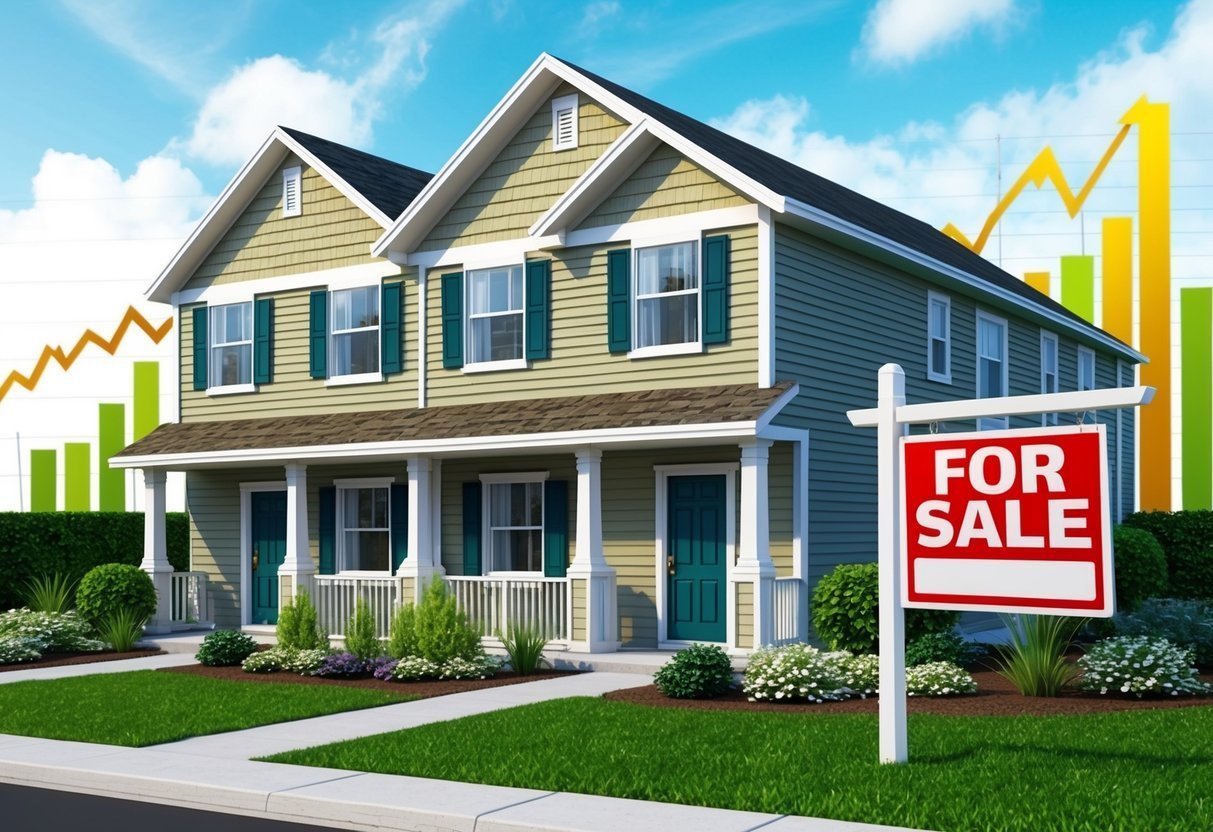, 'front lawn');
264,697,1213,832
0,670,415,747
